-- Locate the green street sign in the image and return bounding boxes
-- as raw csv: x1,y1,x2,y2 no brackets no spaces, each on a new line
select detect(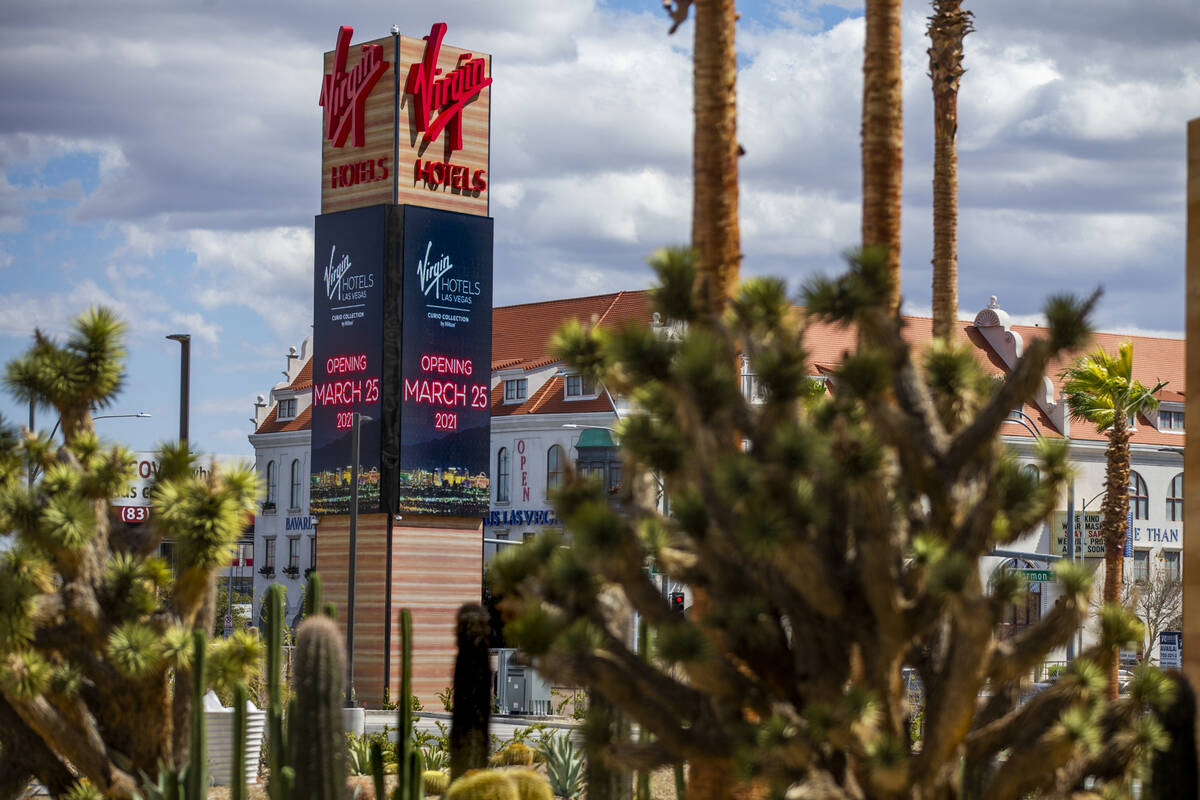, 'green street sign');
1016,569,1055,583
